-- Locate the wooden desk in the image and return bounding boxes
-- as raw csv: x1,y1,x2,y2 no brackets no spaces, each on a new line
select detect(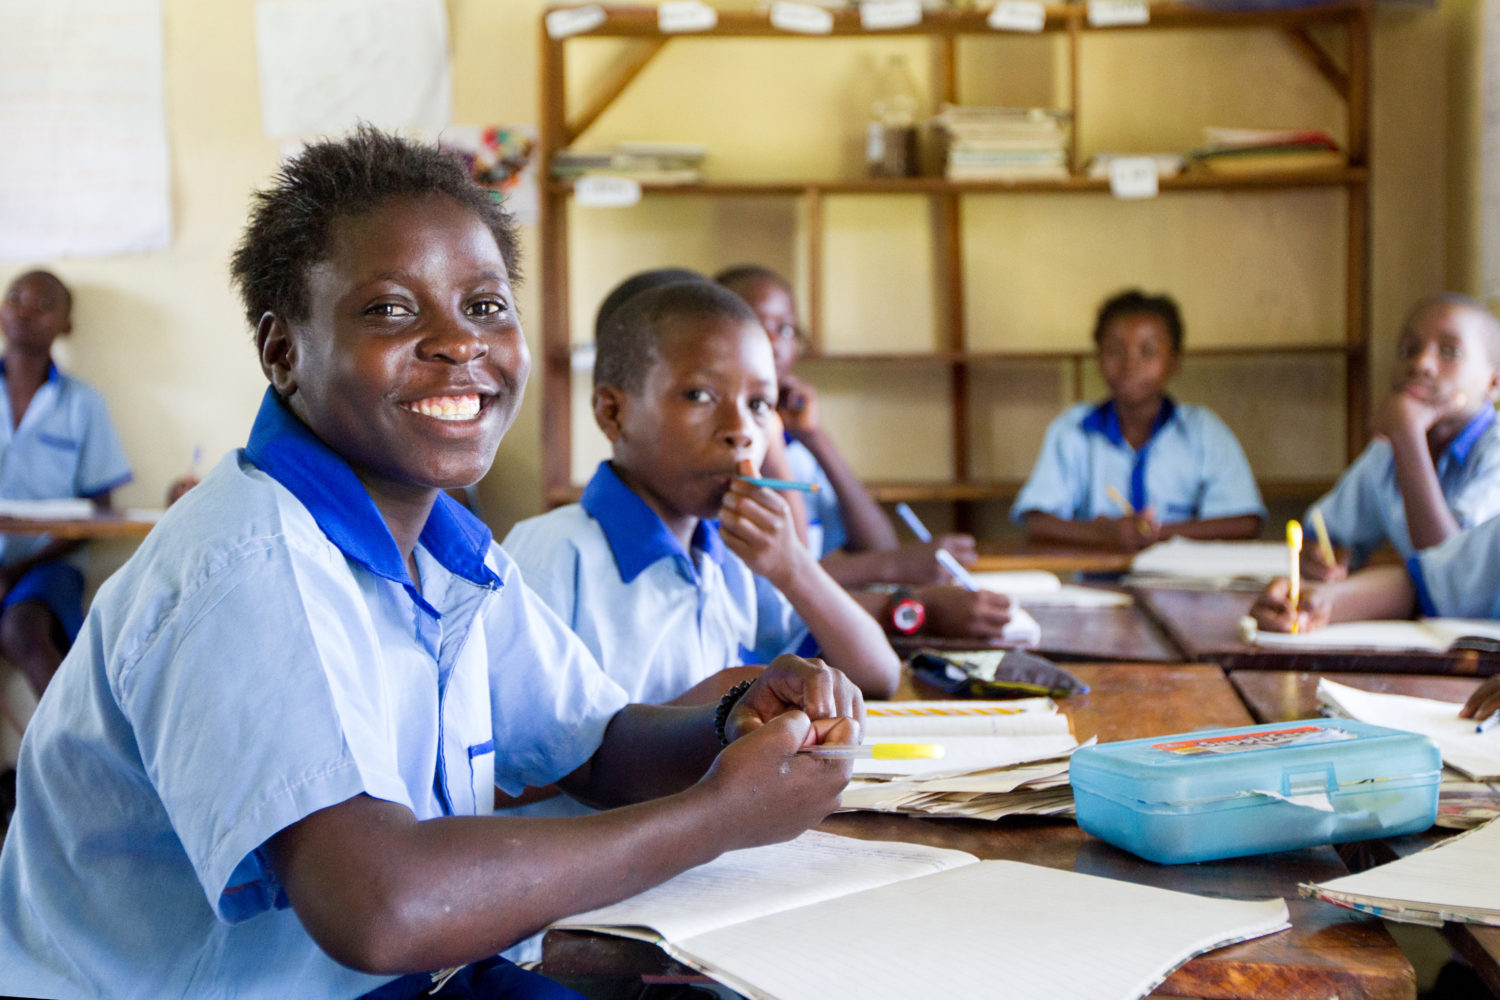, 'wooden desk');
973,543,1134,576
1137,587,1496,676
0,512,158,541
893,599,1185,663
543,664,1417,1000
